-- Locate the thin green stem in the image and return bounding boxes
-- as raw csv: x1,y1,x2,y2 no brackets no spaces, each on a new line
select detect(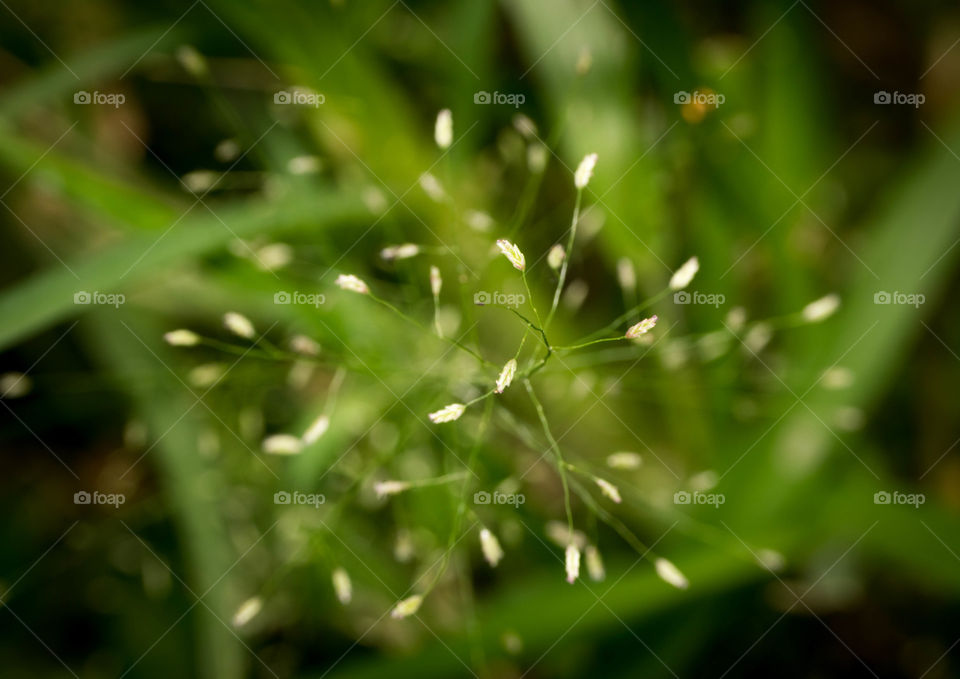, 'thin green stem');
544,189,582,332
524,379,573,533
